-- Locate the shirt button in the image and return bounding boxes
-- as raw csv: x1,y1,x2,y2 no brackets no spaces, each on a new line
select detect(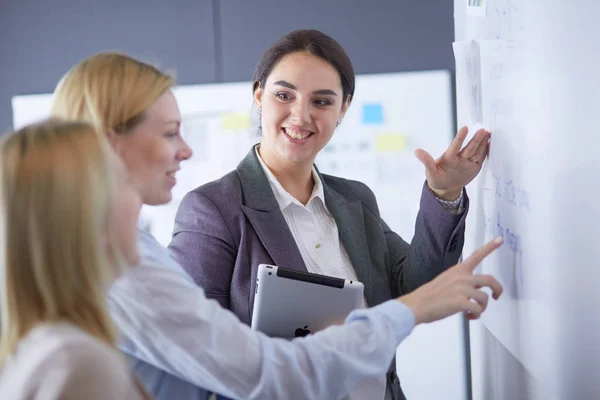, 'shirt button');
332,269,338,275
315,244,321,249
